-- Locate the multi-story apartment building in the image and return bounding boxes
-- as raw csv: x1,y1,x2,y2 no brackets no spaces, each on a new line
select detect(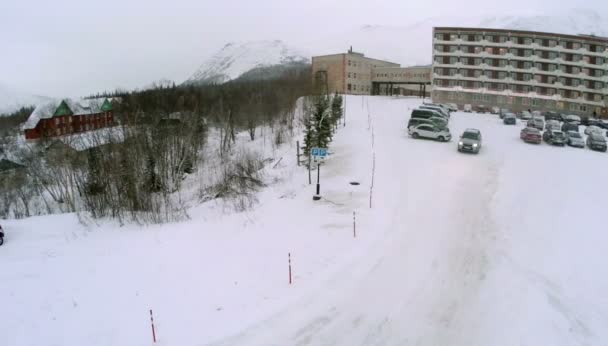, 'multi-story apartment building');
431,27,608,116
312,49,431,95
